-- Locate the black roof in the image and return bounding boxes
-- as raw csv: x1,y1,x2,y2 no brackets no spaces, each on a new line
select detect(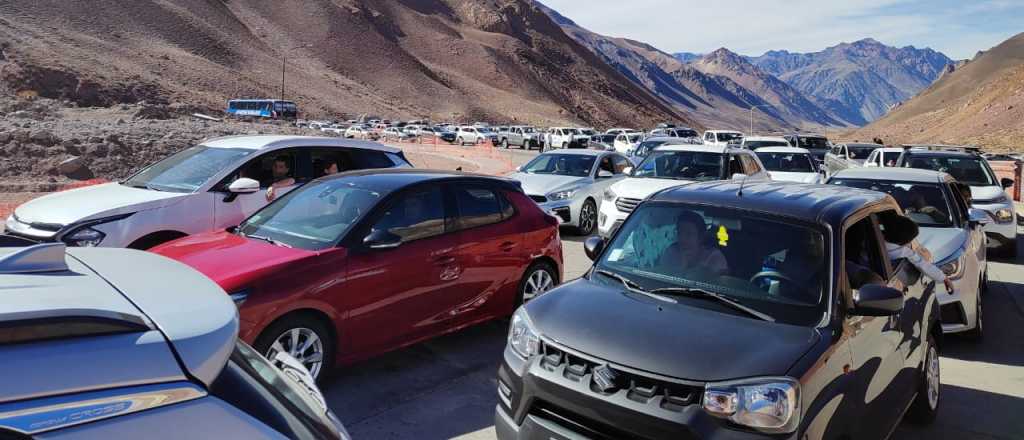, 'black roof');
313,168,519,193
649,181,892,225
900,149,979,158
